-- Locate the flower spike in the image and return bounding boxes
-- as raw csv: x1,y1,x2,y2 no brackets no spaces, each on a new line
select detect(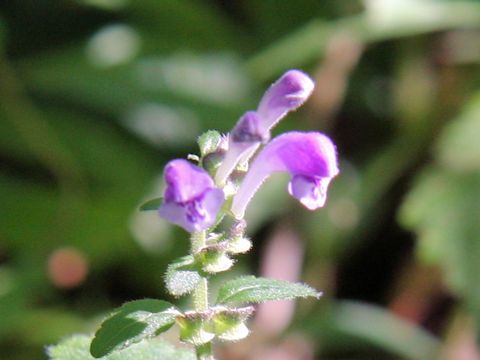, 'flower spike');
230,132,339,219
159,159,225,232
215,70,314,185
